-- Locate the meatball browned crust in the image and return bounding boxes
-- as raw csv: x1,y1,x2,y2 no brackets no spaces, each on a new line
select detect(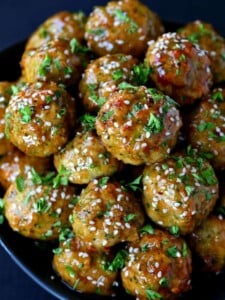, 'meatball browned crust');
121,229,192,300
25,11,86,50
96,86,182,165
21,38,90,85
179,20,225,83
0,147,52,190
188,88,225,169
53,237,118,295
54,127,121,185
4,176,77,240
188,214,225,273
85,0,164,57
145,32,213,105
142,151,219,235
72,178,145,251
5,82,76,157
79,53,138,112
0,81,14,155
